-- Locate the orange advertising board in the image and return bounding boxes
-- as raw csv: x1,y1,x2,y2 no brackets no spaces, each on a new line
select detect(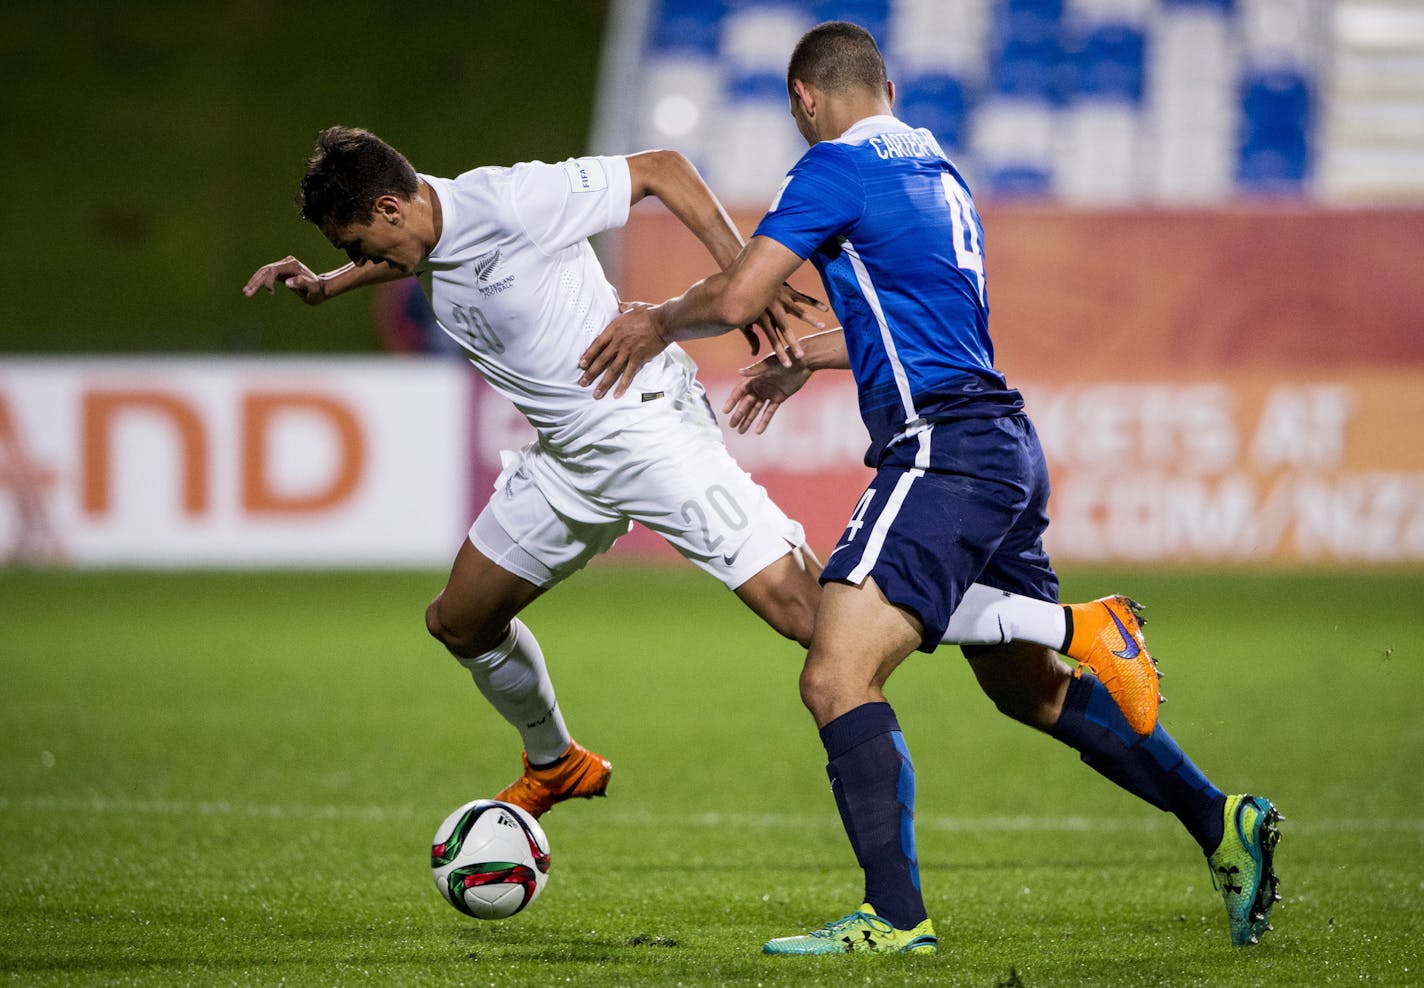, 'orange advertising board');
612,368,1424,567
1022,369,1424,563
